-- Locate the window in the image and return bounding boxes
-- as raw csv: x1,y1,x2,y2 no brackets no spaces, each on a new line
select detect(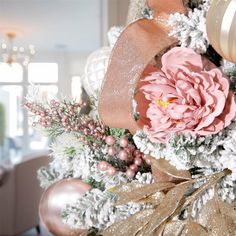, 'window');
28,63,58,83
0,62,58,162
0,63,23,82
71,75,82,101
